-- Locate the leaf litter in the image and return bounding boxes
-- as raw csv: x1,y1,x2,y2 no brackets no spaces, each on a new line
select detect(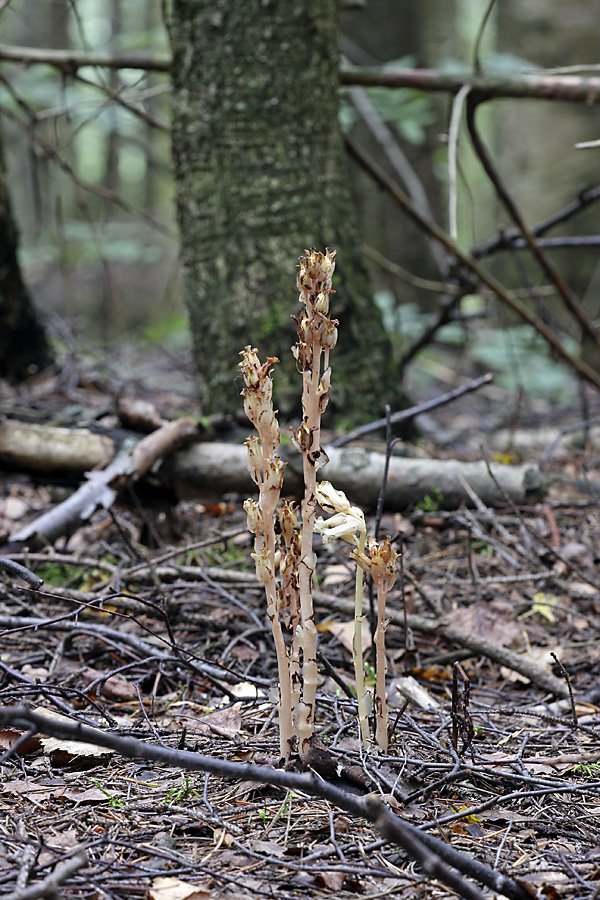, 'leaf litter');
2,351,600,897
